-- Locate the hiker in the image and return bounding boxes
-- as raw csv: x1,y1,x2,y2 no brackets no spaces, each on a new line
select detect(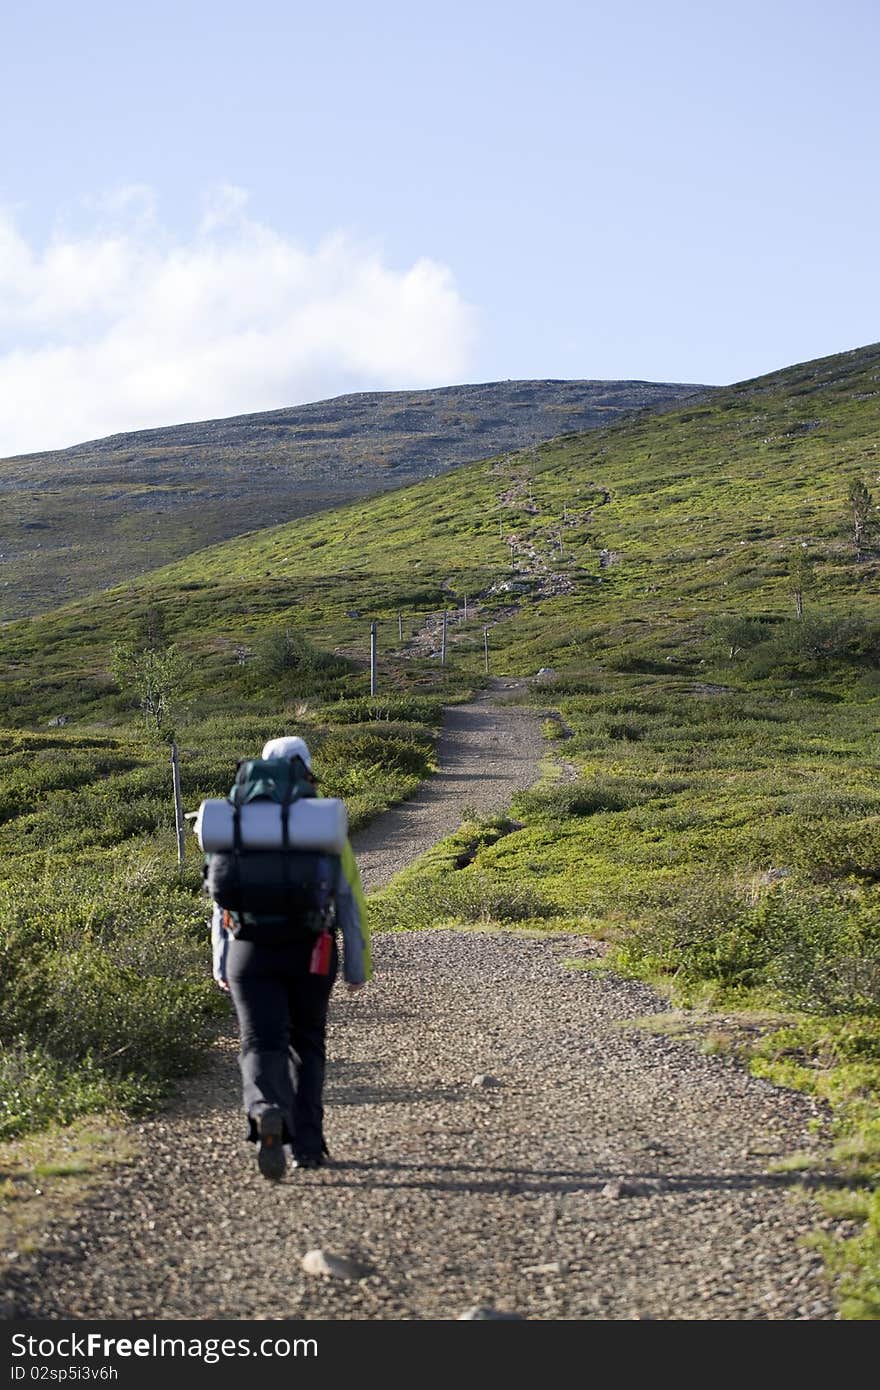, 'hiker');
209,735,371,1180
